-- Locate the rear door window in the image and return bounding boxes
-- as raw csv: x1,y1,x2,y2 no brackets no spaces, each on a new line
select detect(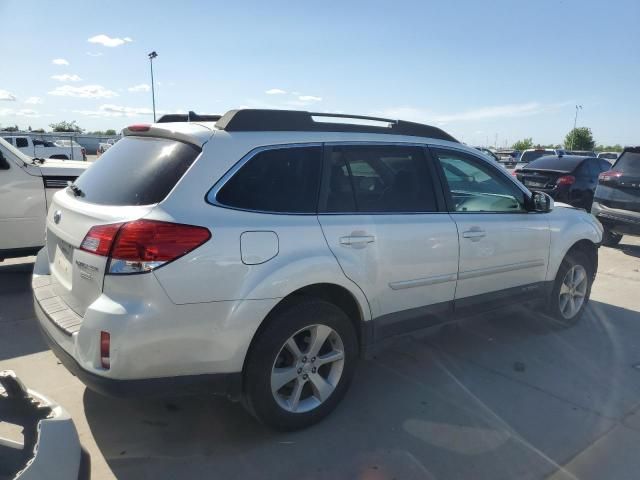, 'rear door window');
215,146,322,213
15,137,29,148
322,145,438,213
72,136,201,205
